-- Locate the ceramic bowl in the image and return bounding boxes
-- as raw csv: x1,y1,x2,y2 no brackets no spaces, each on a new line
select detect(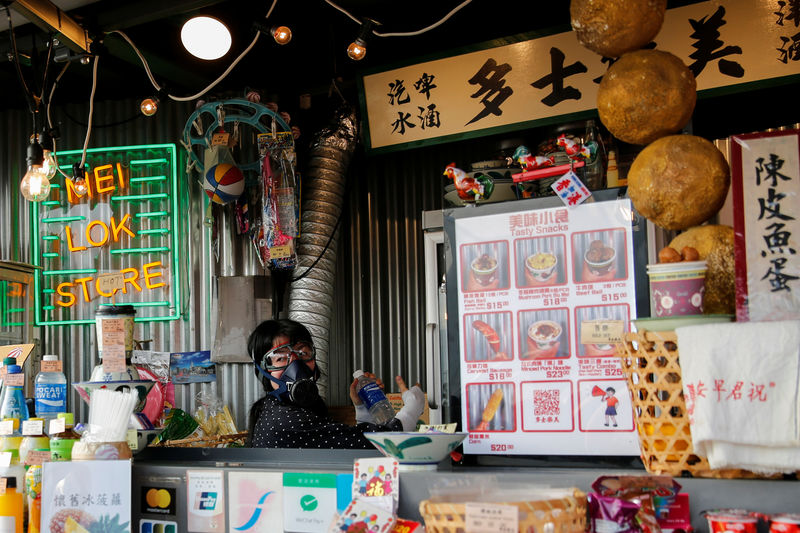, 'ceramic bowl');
363,432,467,470
525,252,557,281
73,380,155,413
470,255,499,286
